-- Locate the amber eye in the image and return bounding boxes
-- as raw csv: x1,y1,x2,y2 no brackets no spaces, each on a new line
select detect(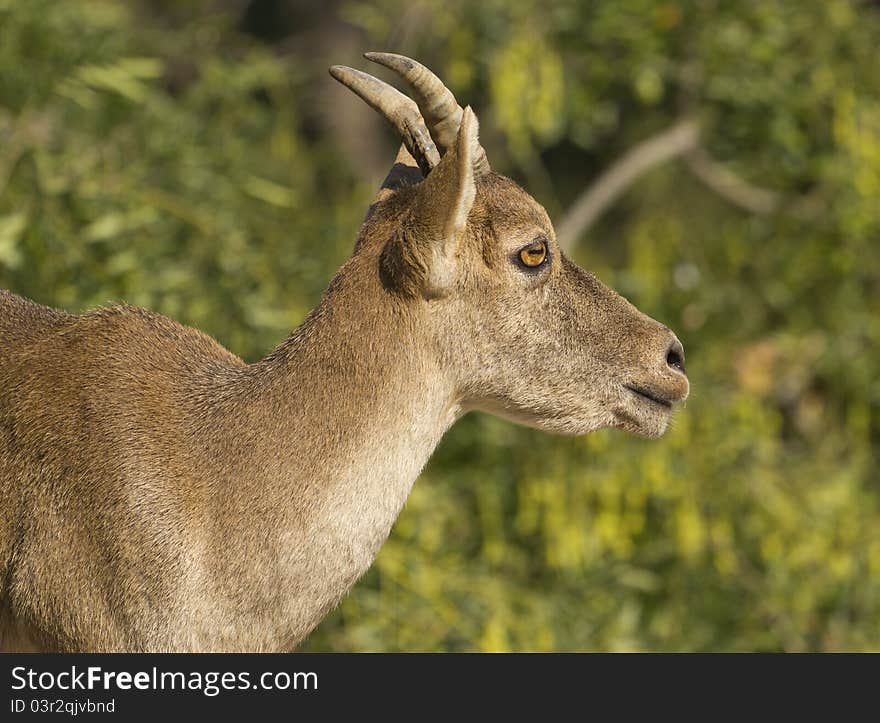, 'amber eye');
518,240,548,268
